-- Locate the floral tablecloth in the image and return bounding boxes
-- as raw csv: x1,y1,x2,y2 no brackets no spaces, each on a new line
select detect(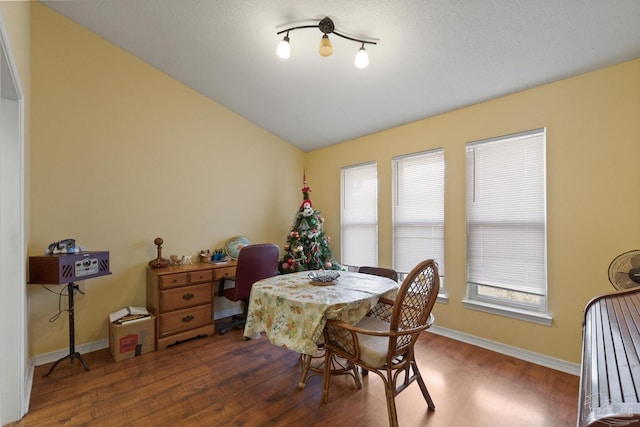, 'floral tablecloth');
243,271,399,354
